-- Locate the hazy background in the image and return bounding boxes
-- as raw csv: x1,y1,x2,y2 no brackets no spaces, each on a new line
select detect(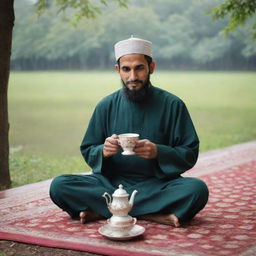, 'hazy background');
11,0,256,71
